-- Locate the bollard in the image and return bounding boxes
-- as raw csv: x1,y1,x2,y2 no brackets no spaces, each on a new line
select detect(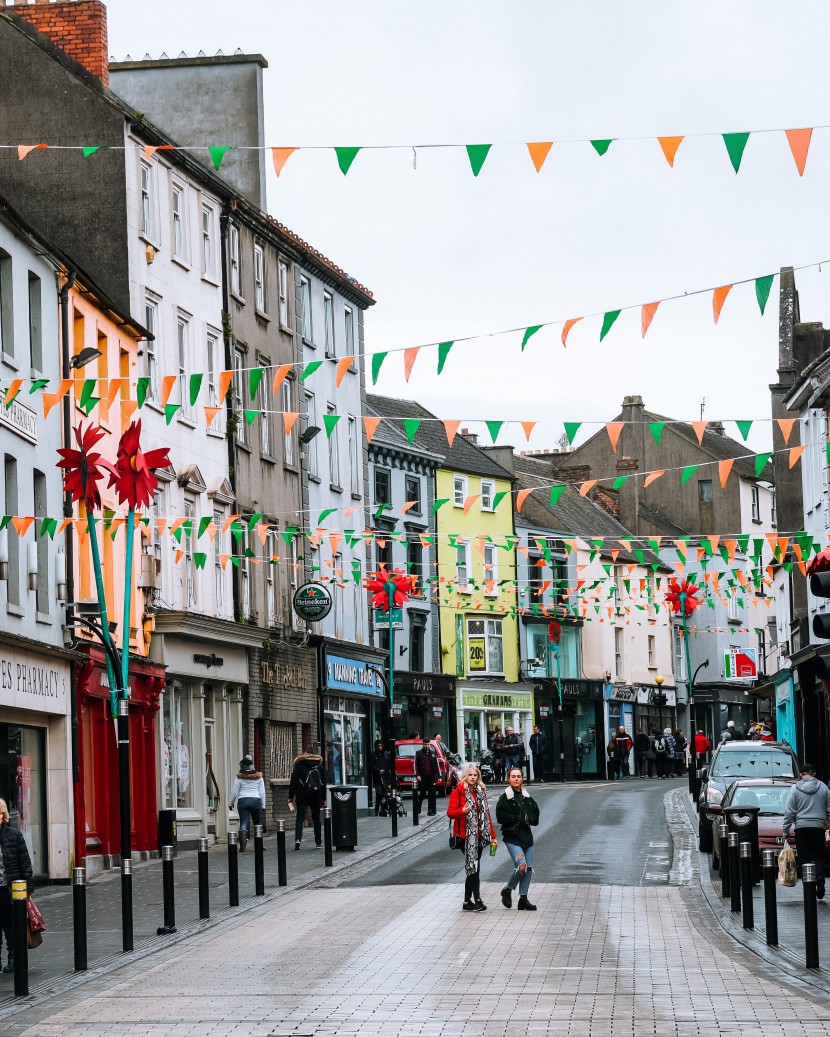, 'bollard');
197,837,210,919
525,755,532,784
228,832,239,907
155,845,176,935
254,824,265,896
803,862,820,969
323,806,333,867
762,848,778,946
719,823,730,898
412,783,420,827
728,833,741,914
391,795,398,838
121,858,133,952
11,880,27,997
277,820,287,887
740,842,754,930
72,867,87,972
